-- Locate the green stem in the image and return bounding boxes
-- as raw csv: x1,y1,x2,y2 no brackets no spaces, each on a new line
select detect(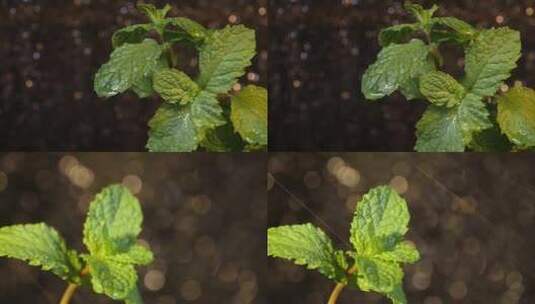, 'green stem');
328,283,346,304
59,283,78,304
327,264,358,304
59,266,90,304
166,44,178,68
424,30,432,45
423,28,443,67
430,46,444,67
